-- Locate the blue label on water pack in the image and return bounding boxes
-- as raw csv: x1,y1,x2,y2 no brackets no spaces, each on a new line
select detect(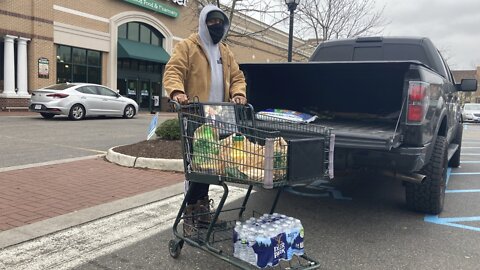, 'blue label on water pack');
252,233,287,267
